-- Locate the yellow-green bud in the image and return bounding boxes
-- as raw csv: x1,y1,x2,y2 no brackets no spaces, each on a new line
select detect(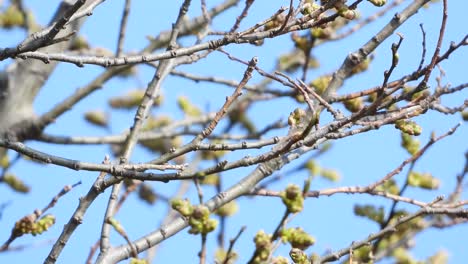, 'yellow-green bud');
3,173,30,193
215,201,239,217
408,172,440,190
289,248,310,264
84,110,108,128
280,184,304,213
